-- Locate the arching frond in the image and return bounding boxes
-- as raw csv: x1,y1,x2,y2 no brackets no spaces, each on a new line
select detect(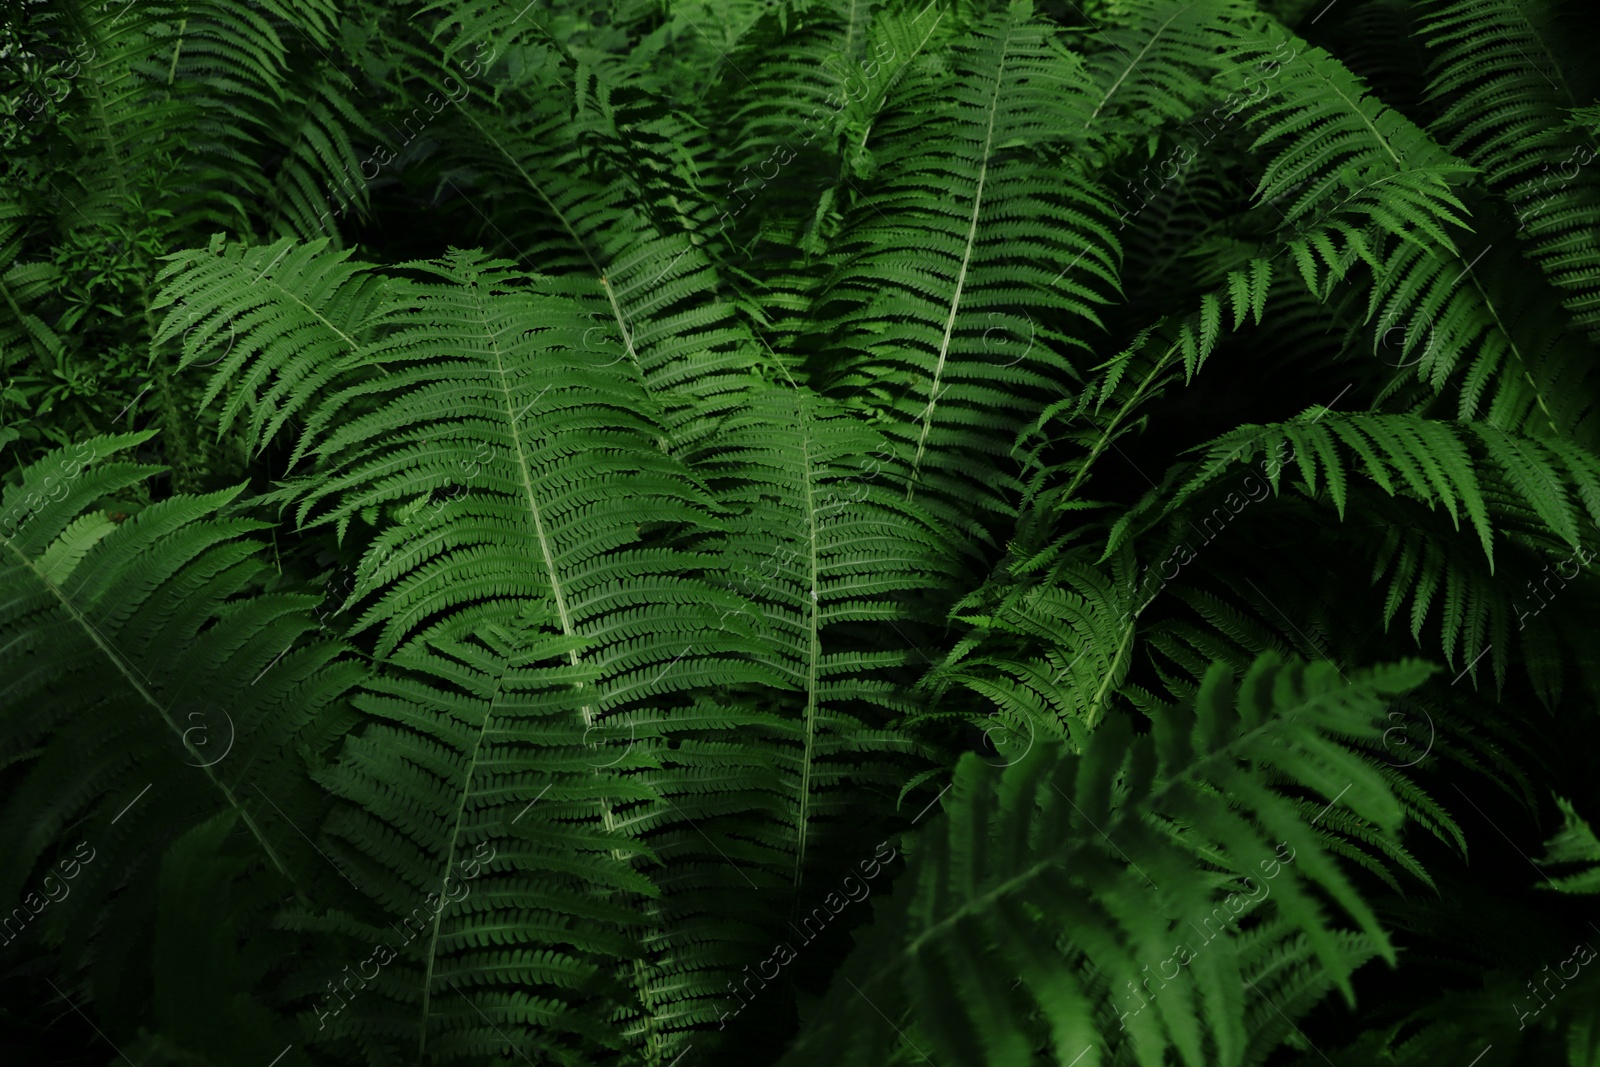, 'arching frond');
151,235,386,449
0,431,362,1027
778,652,1438,1067
290,618,655,1066
1418,0,1600,343
805,0,1123,526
